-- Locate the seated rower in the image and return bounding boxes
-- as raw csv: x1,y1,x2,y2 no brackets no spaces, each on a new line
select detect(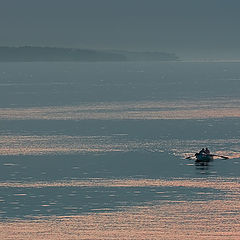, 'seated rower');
205,148,210,154
199,148,206,154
